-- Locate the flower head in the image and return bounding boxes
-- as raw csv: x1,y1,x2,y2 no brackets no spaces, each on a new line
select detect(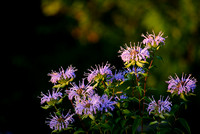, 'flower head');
85,62,114,83
100,94,117,112
75,94,101,115
109,70,125,83
62,65,77,79
142,31,166,49
147,96,172,116
67,79,94,100
118,42,149,67
46,111,74,130
40,89,62,105
166,73,197,95
48,65,77,84
48,71,62,84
